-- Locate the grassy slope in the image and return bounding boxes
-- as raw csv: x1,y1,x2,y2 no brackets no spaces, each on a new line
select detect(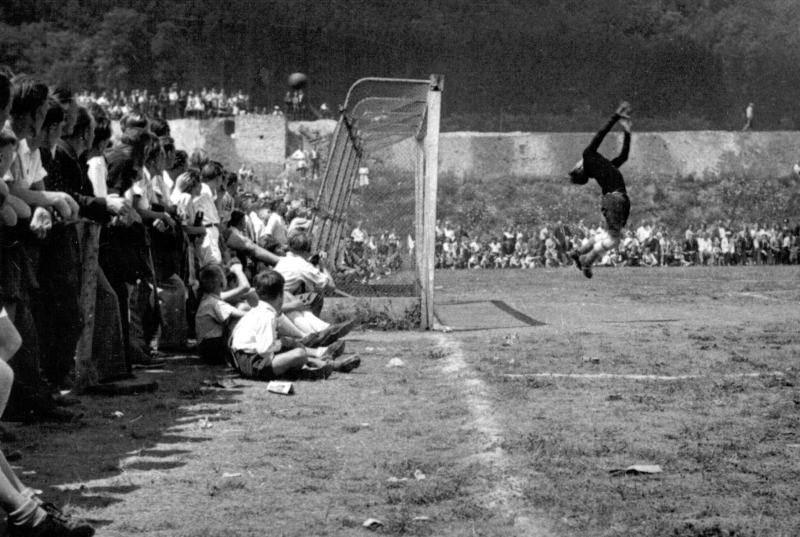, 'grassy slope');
326,163,800,243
